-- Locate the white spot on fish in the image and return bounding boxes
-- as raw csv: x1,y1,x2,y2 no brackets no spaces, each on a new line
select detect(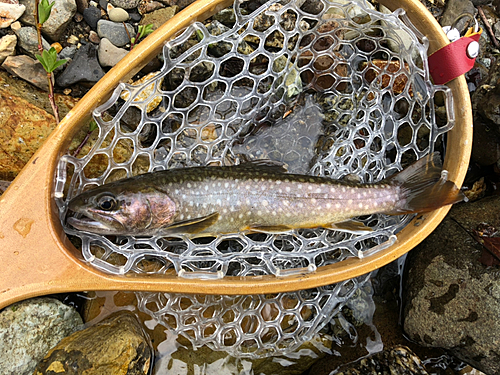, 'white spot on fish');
238,213,243,219
205,185,209,191
223,209,228,213
308,186,313,190
285,186,291,192
175,189,179,194
342,187,346,193
230,217,234,222
225,182,229,188
298,184,302,189
257,210,262,216
182,194,187,199
216,199,221,205
276,180,281,185
326,203,332,209
298,202,304,208
358,203,363,208
187,183,192,188
335,203,341,209
348,199,353,205
262,200,269,207
315,188,322,193
180,214,184,220
311,198,317,204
